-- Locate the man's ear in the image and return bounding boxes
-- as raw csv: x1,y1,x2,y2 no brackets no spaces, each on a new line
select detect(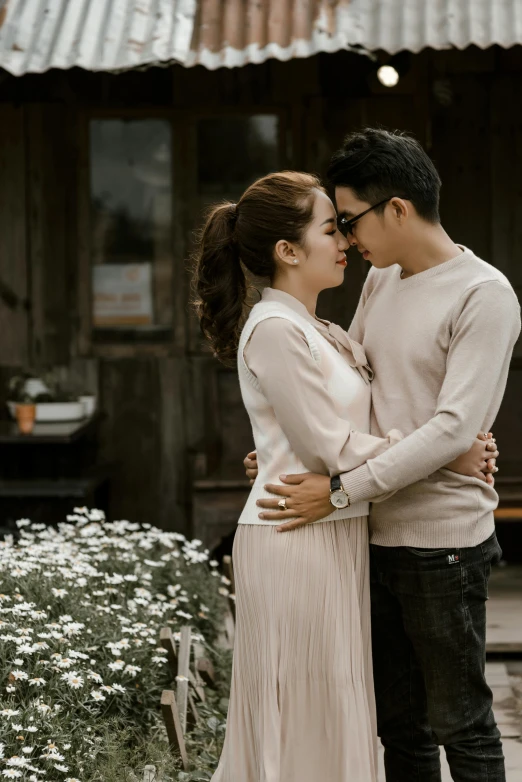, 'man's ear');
390,197,409,222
